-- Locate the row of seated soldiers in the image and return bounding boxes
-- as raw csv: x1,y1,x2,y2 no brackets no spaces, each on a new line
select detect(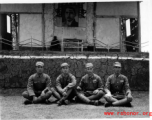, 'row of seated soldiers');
22,61,133,107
